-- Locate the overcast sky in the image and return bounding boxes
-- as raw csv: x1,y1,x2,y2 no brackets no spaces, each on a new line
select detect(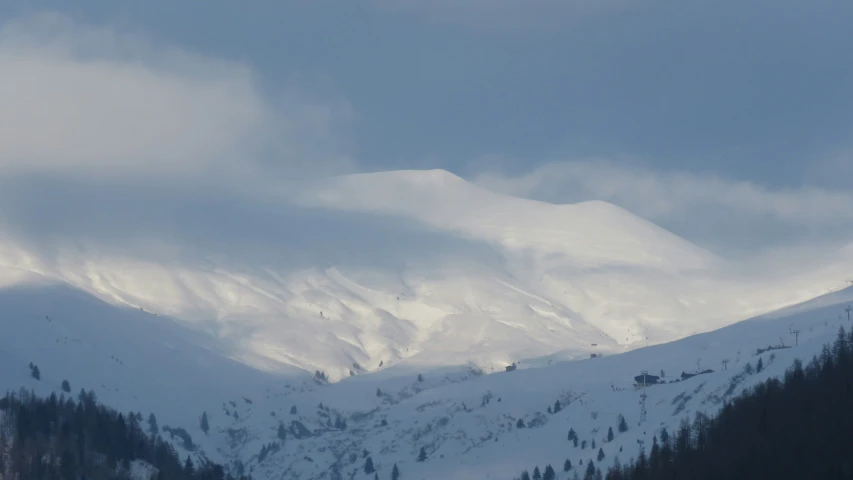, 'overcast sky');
0,0,851,256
